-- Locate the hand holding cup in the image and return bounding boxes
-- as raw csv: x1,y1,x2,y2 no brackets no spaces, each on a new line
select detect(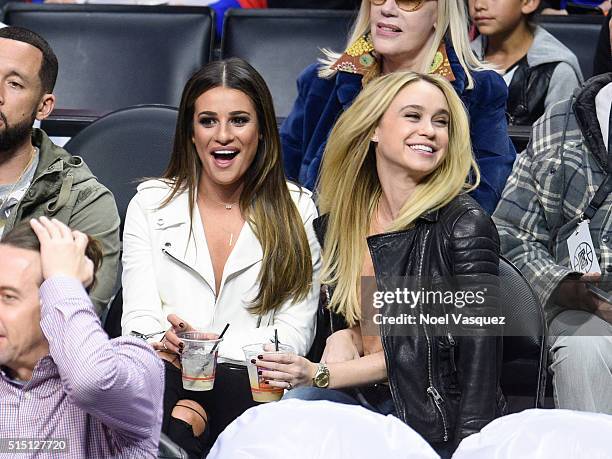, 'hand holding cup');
151,314,218,357
251,344,317,394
